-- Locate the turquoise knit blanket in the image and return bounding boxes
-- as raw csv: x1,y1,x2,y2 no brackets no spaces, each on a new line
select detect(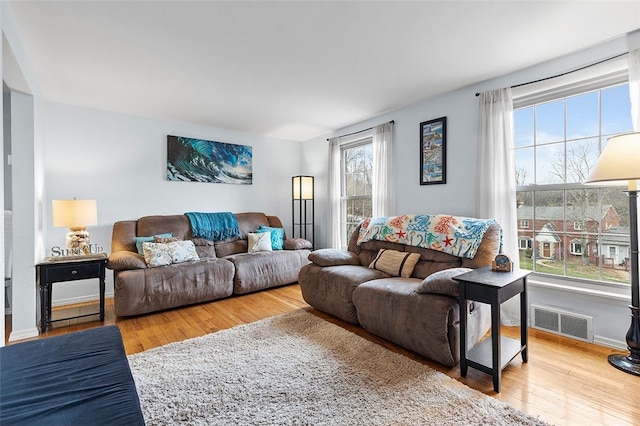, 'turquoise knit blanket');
185,212,239,241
